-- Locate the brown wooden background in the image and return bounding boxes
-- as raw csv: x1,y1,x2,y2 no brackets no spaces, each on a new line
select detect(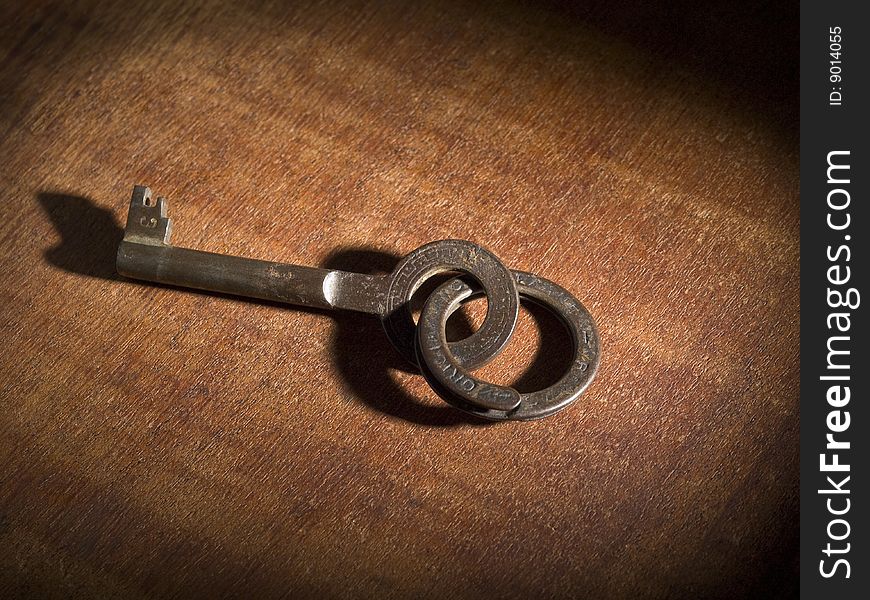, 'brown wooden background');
1,1,799,598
